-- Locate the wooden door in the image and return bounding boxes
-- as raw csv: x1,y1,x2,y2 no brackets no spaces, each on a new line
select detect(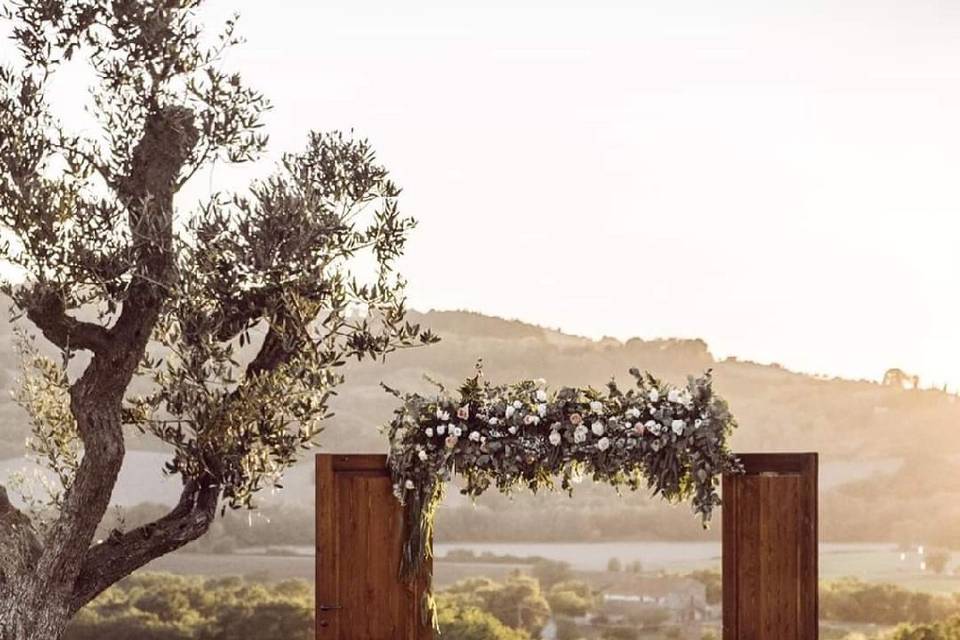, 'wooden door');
722,453,818,640
316,454,432,639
